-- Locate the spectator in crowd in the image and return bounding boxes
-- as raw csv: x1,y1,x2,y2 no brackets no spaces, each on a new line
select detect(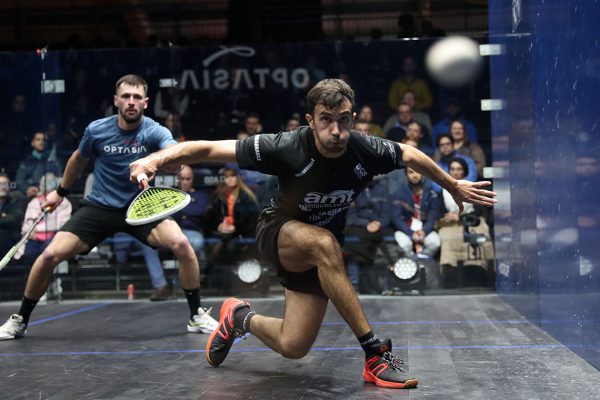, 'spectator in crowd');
344,175,394,292
15,174,72,265
174,165,211,264
387,56,433,111
244,113,262,136
401,90,432,139
15,132,63,198
164,112,186,142
437,158,494,282
431,134,477,192
205,166,259,267
357,105,384,138
0,94,34,176
404,121,433,157
431,99,478,146
112,233,173,301
0,173,25,258
391,167,440,258
354,120,372,136
285,116,300,132
383,102,415,141
445,120,486,178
